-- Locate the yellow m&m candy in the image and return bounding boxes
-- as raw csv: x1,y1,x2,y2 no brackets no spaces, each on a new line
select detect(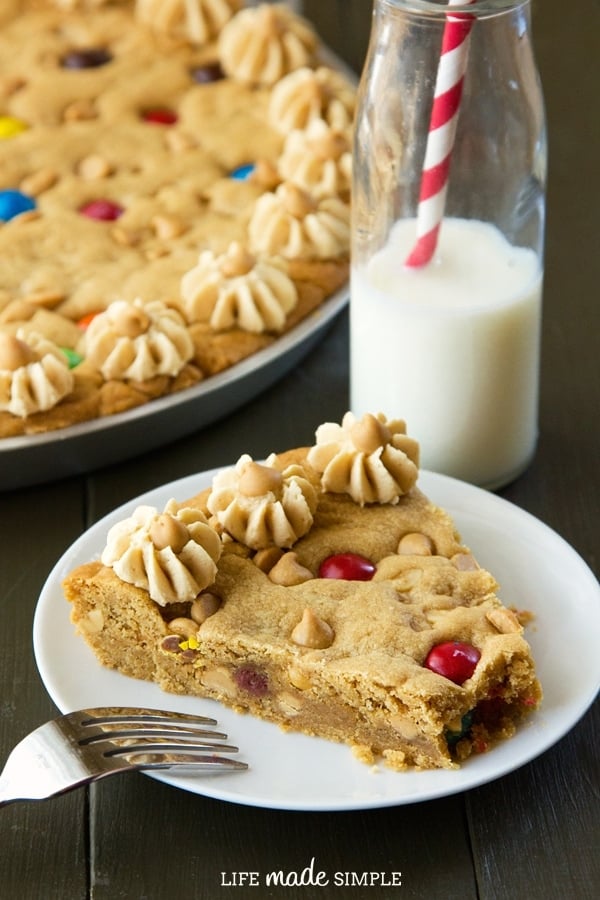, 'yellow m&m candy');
0,116,28,139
